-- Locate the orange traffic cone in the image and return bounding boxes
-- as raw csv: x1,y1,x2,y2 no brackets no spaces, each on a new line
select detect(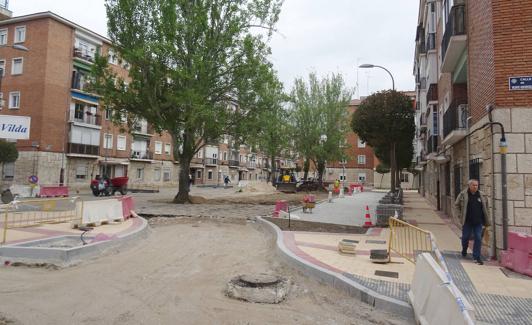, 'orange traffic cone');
363,205,373,228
